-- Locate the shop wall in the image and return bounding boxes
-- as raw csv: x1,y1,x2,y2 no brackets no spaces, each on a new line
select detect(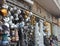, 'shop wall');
52,16,58,24
58,18,60,26
32,1,58,24
32,1,41,15
32,1,48,18
41,8,47,18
